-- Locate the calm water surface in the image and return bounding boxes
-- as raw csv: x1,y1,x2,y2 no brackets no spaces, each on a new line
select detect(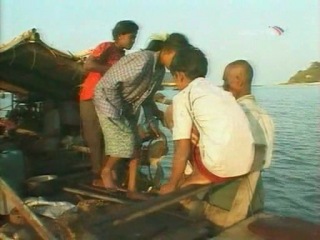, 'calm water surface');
159,84,320,223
